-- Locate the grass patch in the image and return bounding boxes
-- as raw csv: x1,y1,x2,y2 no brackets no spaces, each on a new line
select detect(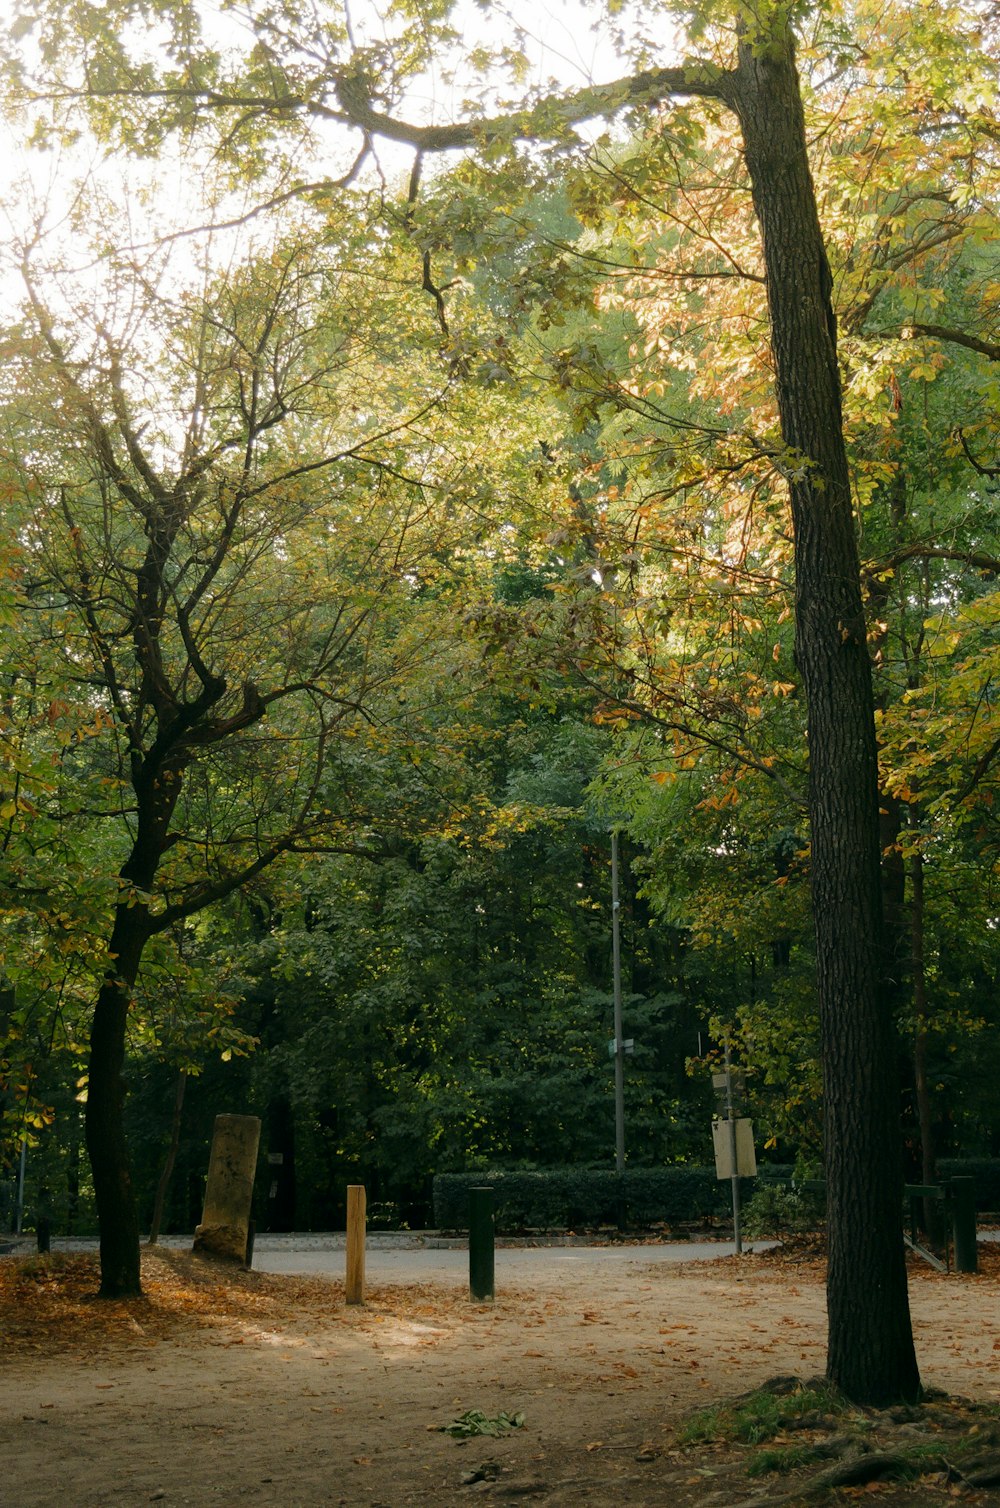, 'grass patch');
676,1385,1000,1501
746,1443,824,1477
679,1380,845,1447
